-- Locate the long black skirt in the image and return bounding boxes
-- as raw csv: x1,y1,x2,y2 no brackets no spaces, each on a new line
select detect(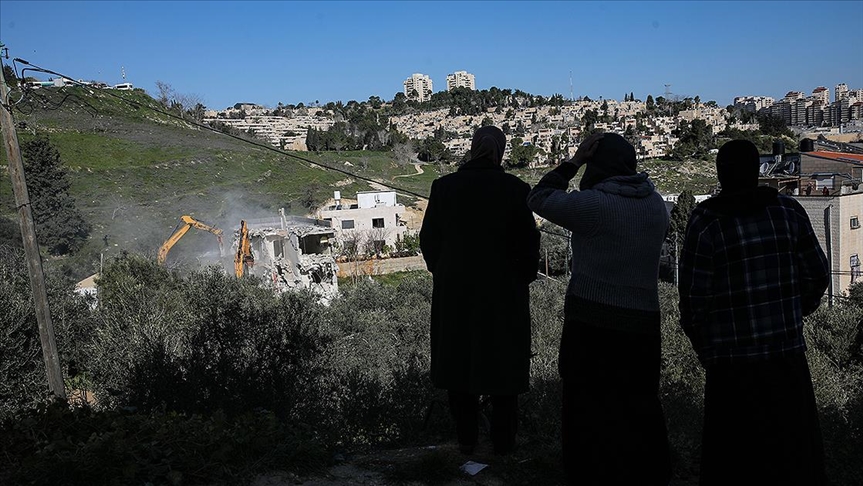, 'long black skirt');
700,353,826,486
559,315,671,486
